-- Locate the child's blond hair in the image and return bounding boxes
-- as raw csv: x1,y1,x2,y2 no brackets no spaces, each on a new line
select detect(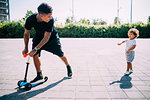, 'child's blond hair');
128,28,139,38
